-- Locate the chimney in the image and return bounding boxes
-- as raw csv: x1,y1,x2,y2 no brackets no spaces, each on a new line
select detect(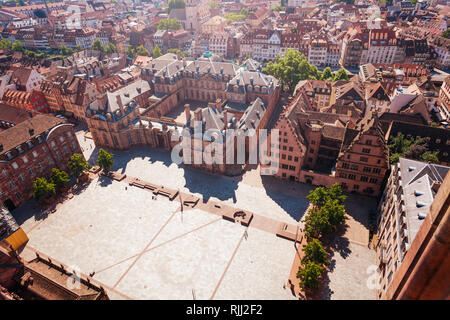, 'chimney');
185,104,191,122
116,94,124,113
194,108,202,122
